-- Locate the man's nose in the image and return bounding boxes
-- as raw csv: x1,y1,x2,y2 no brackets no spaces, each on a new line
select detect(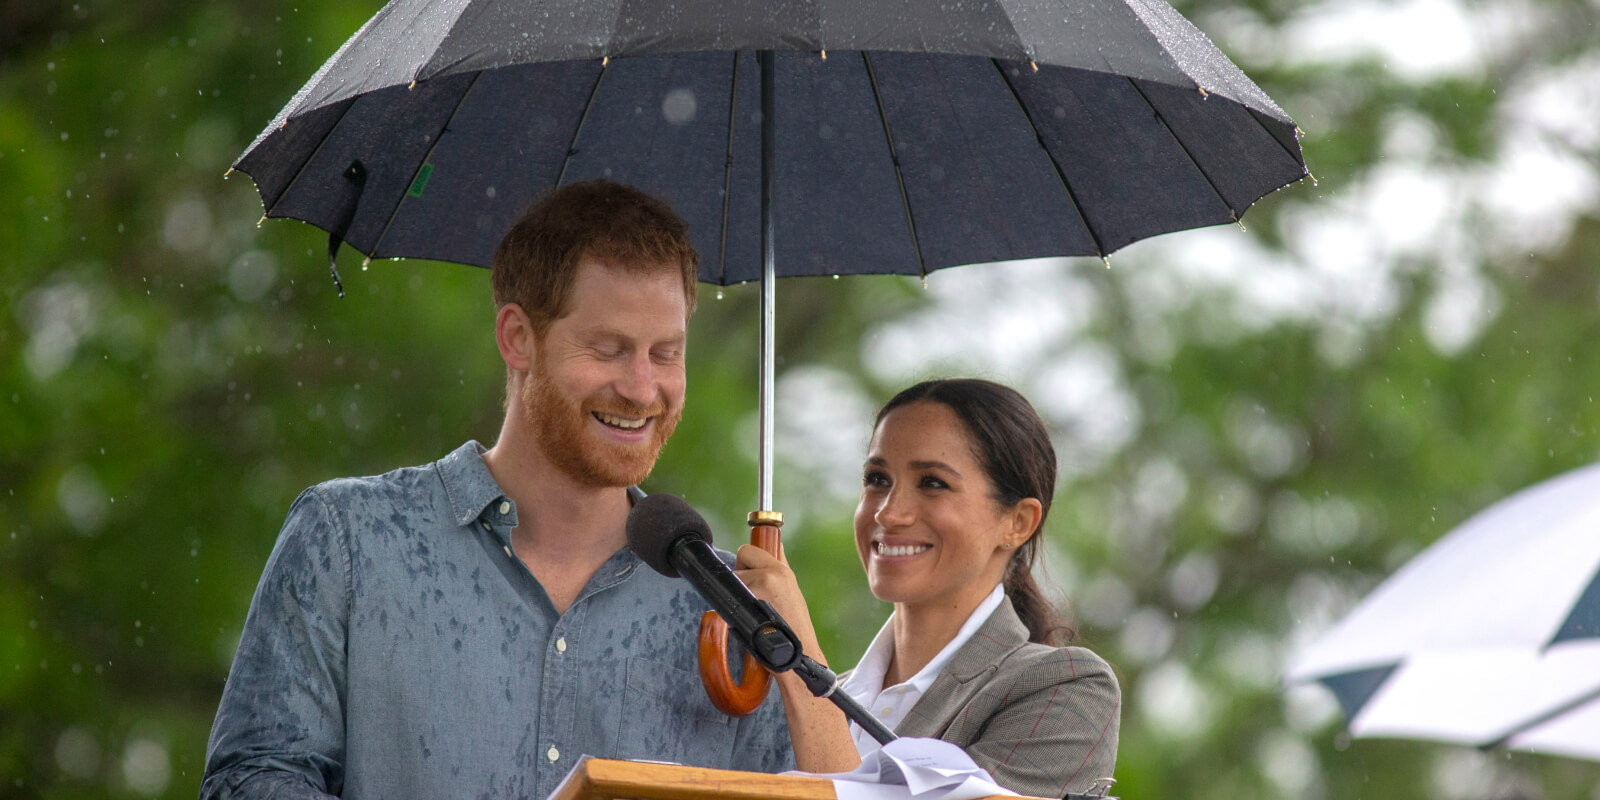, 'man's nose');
615,352,656,407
